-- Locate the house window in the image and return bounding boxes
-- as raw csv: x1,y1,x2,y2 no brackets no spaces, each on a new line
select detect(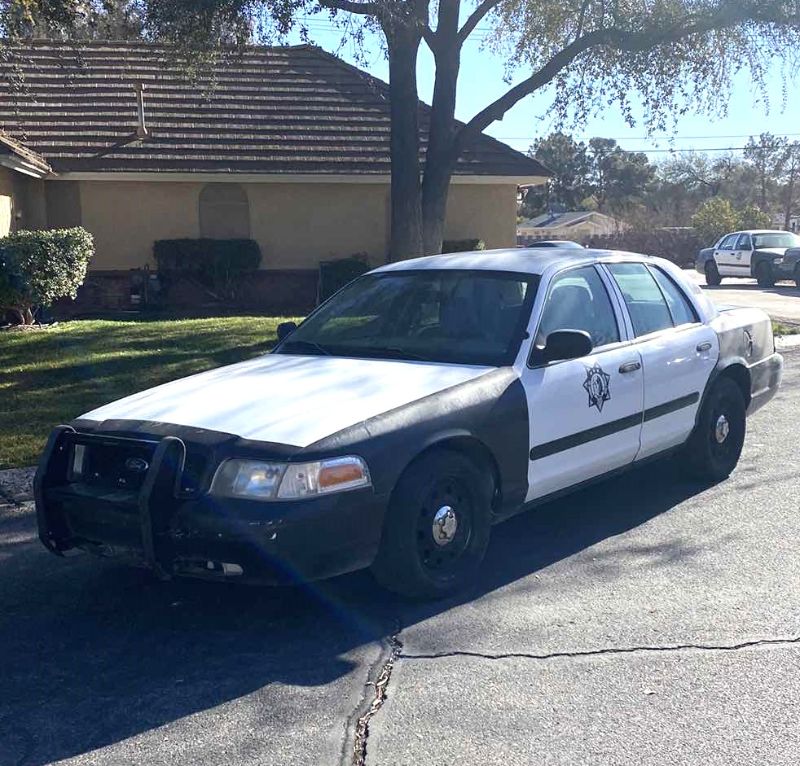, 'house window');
199,183,250,238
